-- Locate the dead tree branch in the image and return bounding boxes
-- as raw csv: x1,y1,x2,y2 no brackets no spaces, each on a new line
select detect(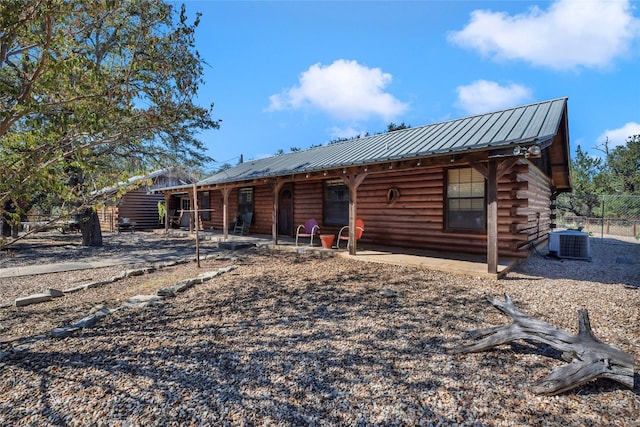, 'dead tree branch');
454,294,635,395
